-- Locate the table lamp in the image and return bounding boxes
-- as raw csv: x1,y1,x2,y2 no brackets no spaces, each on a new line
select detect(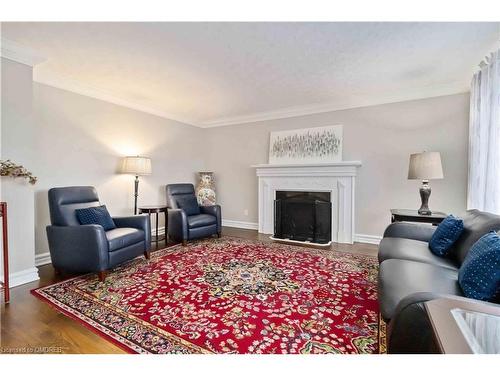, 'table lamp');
408,151,443,215
121,156,152,214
